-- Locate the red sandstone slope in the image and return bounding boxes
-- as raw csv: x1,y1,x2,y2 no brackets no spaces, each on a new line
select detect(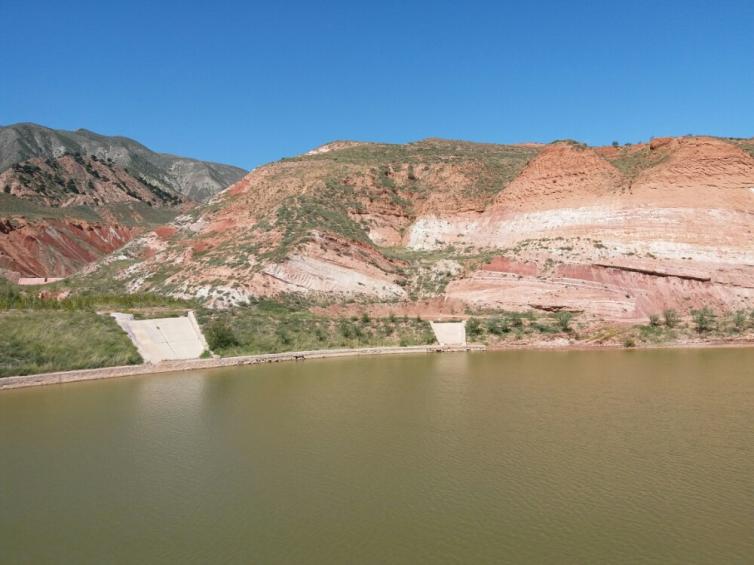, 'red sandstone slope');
0,217,137,277
0,154,188,277
435,137,754,319
85,136,754,319
493,142,626,211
